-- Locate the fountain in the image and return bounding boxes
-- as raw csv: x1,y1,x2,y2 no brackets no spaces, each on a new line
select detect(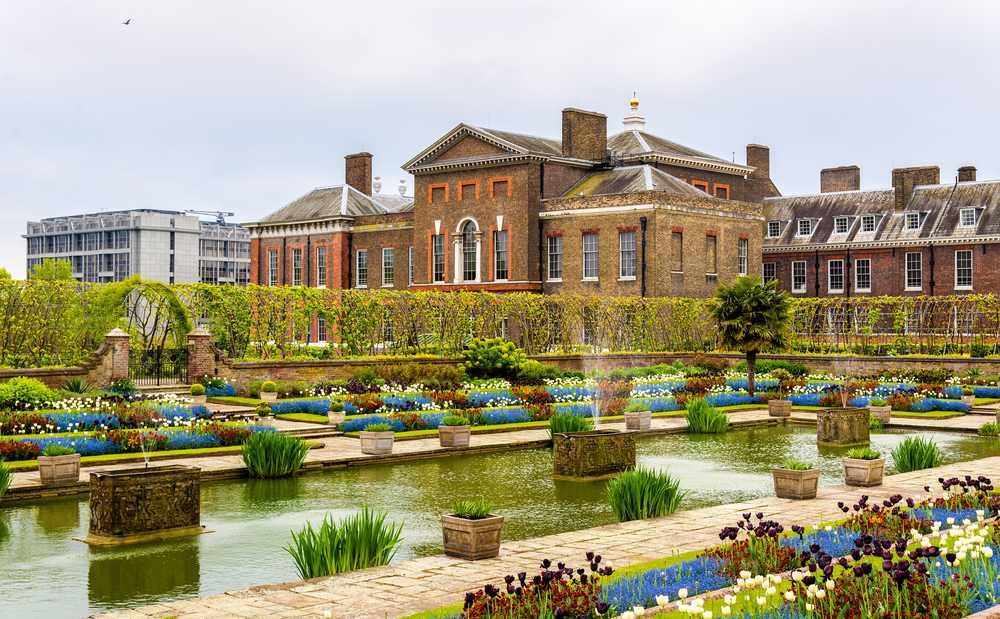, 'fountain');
552,429,636,481
816,375,869,445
